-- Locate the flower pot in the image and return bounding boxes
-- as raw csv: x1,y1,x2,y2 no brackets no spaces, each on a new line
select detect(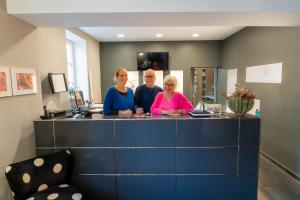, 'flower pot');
227,98,254,117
